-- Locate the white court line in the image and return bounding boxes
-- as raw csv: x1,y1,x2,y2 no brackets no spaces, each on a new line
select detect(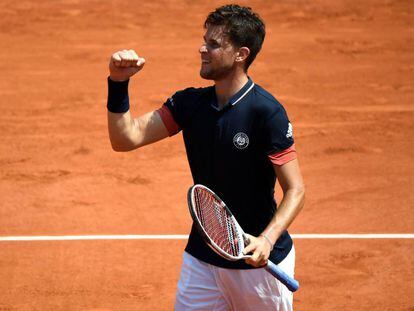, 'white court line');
0,234,413,241
292,234,414,239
